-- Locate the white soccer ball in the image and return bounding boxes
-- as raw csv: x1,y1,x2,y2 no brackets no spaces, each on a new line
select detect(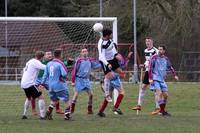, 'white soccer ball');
93,23,103,32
